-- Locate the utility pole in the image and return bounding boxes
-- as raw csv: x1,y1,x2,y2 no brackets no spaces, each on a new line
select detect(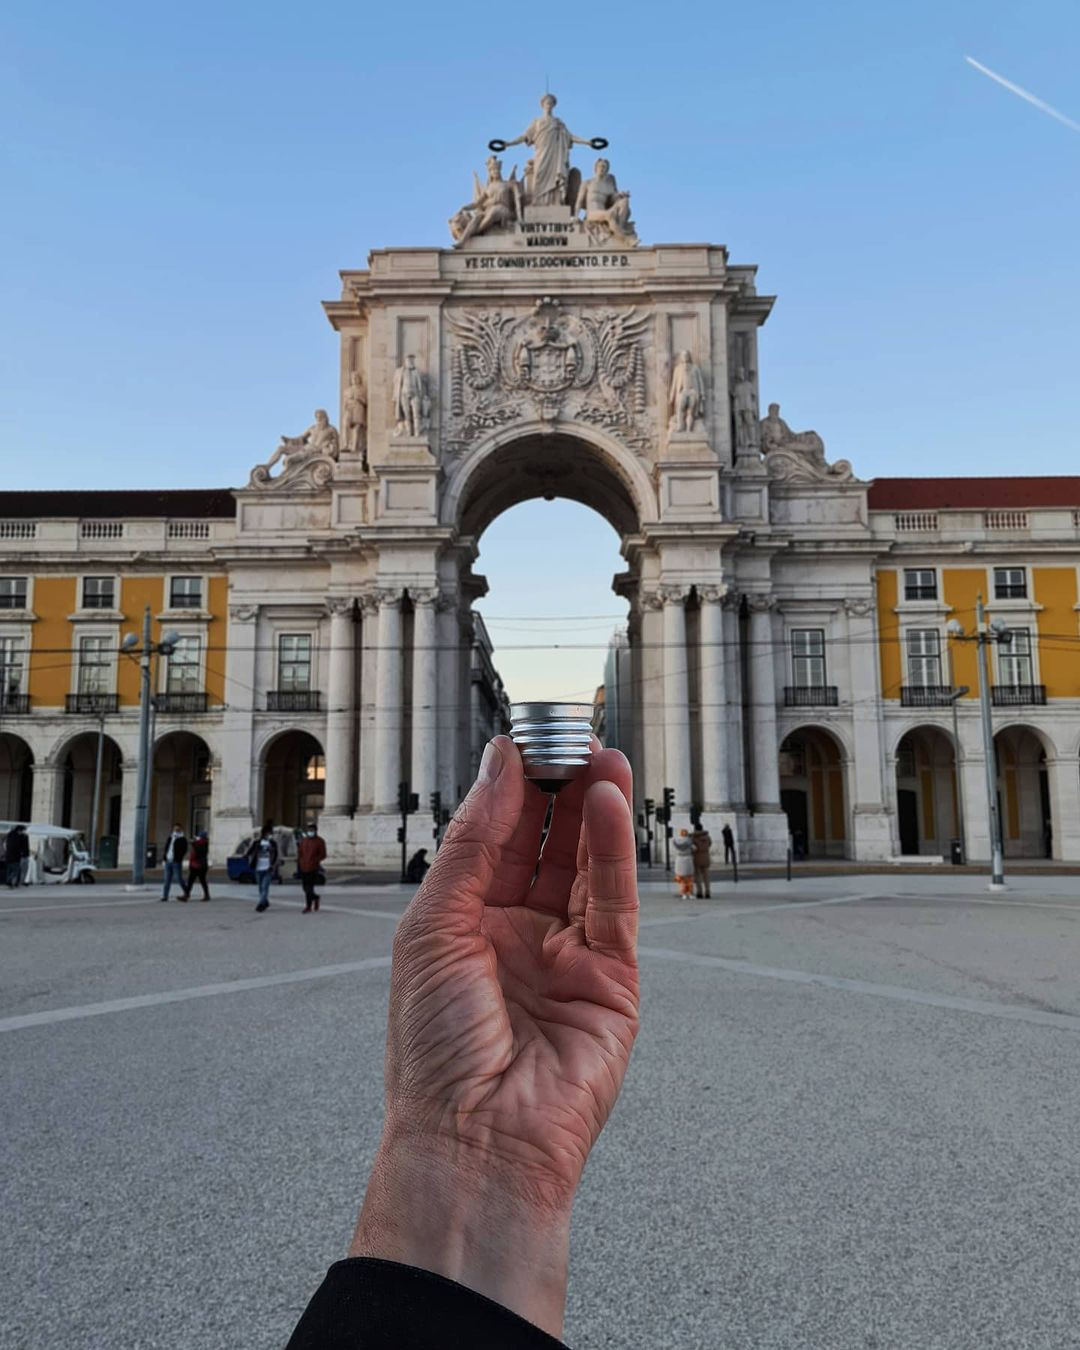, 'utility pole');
88,710,105,867
124,608,178,886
